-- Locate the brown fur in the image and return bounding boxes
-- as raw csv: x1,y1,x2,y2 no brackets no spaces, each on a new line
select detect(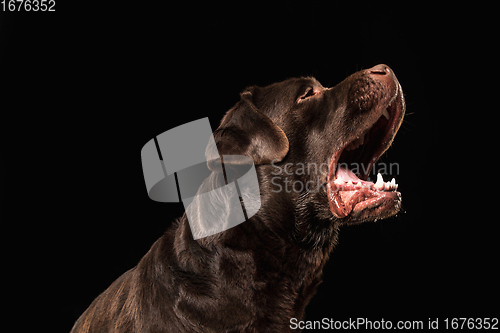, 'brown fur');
72,66,403,332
